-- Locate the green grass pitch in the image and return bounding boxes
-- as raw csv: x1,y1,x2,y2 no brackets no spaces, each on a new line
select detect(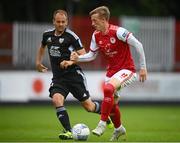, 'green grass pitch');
0,103,180,142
